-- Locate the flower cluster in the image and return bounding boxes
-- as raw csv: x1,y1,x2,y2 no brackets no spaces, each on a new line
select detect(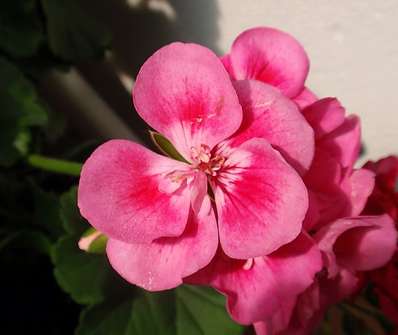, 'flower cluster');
363,156,398,330
78,27,397,334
